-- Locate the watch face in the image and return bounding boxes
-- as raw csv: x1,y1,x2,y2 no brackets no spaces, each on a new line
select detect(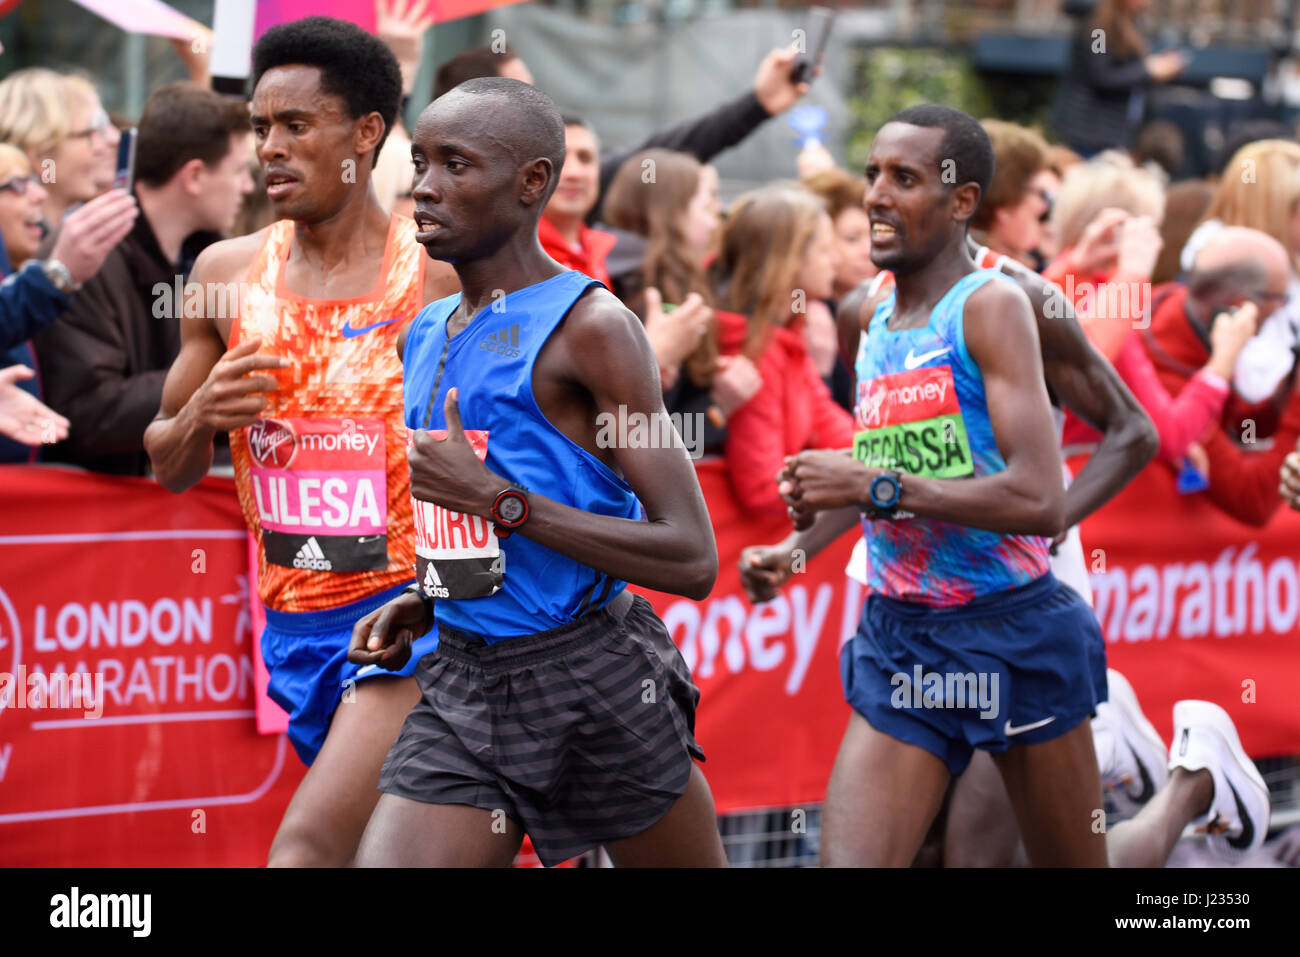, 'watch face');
497,493,527,525
871,474,900,508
